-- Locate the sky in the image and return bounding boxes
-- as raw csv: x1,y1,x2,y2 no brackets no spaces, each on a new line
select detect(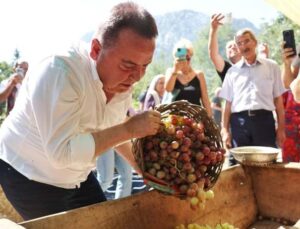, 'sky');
0,0,280,66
